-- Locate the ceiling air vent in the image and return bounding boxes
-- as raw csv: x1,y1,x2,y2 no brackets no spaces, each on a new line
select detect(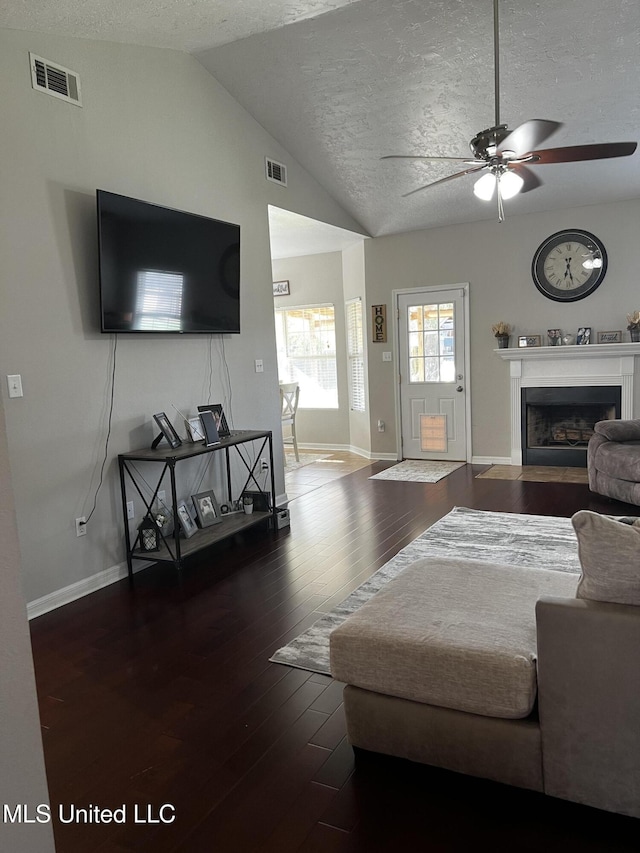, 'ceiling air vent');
29,53,82,107
265,158,287,187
